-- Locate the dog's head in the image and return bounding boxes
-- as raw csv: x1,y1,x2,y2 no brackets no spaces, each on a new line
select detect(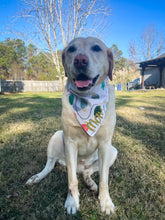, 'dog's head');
62,37,114,92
